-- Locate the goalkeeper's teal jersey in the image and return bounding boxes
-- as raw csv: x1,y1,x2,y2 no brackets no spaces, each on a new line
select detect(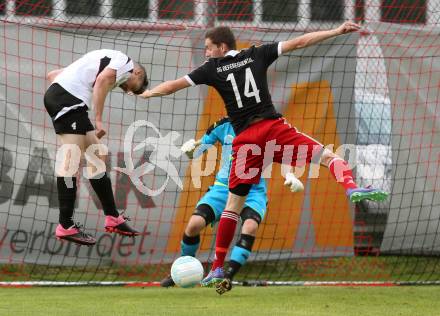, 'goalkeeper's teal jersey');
194,117,267,192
